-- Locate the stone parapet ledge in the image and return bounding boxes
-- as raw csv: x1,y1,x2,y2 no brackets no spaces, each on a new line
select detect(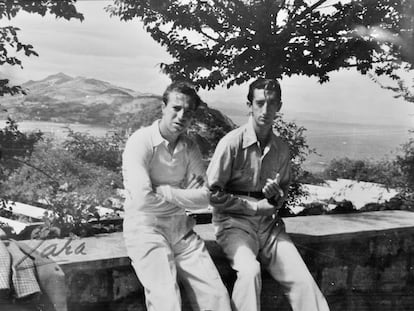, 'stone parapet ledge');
21,210,414,311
